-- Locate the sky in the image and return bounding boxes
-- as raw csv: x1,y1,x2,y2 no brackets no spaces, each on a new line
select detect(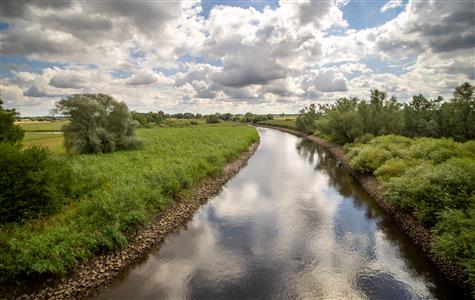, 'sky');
0,0,474,116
